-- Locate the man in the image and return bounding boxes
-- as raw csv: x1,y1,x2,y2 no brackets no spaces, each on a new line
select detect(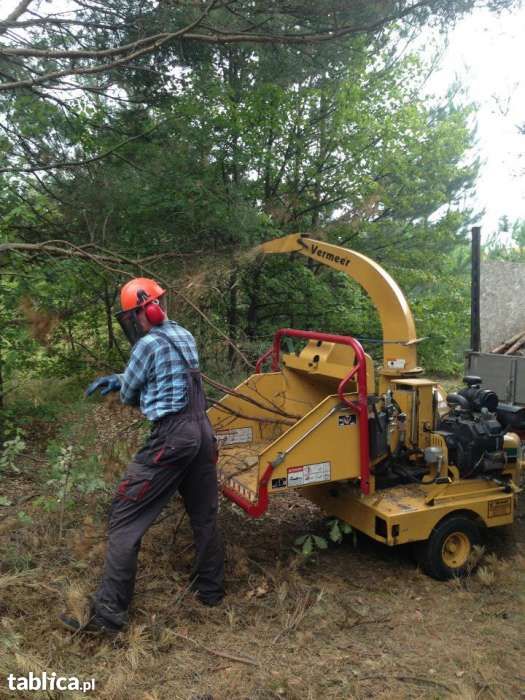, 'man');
61,277,224,634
